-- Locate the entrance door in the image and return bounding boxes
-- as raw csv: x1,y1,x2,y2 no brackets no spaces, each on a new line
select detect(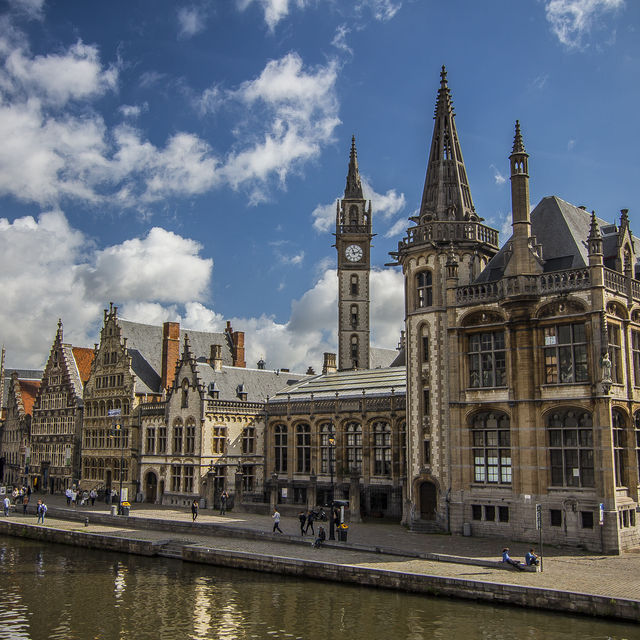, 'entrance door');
419,481,437,520
145,472,157,503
